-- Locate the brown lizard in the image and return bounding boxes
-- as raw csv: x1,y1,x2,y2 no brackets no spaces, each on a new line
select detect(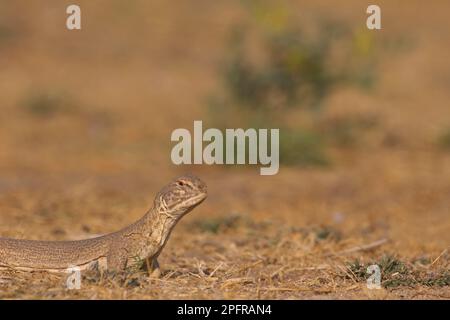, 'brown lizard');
0,175,207,276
